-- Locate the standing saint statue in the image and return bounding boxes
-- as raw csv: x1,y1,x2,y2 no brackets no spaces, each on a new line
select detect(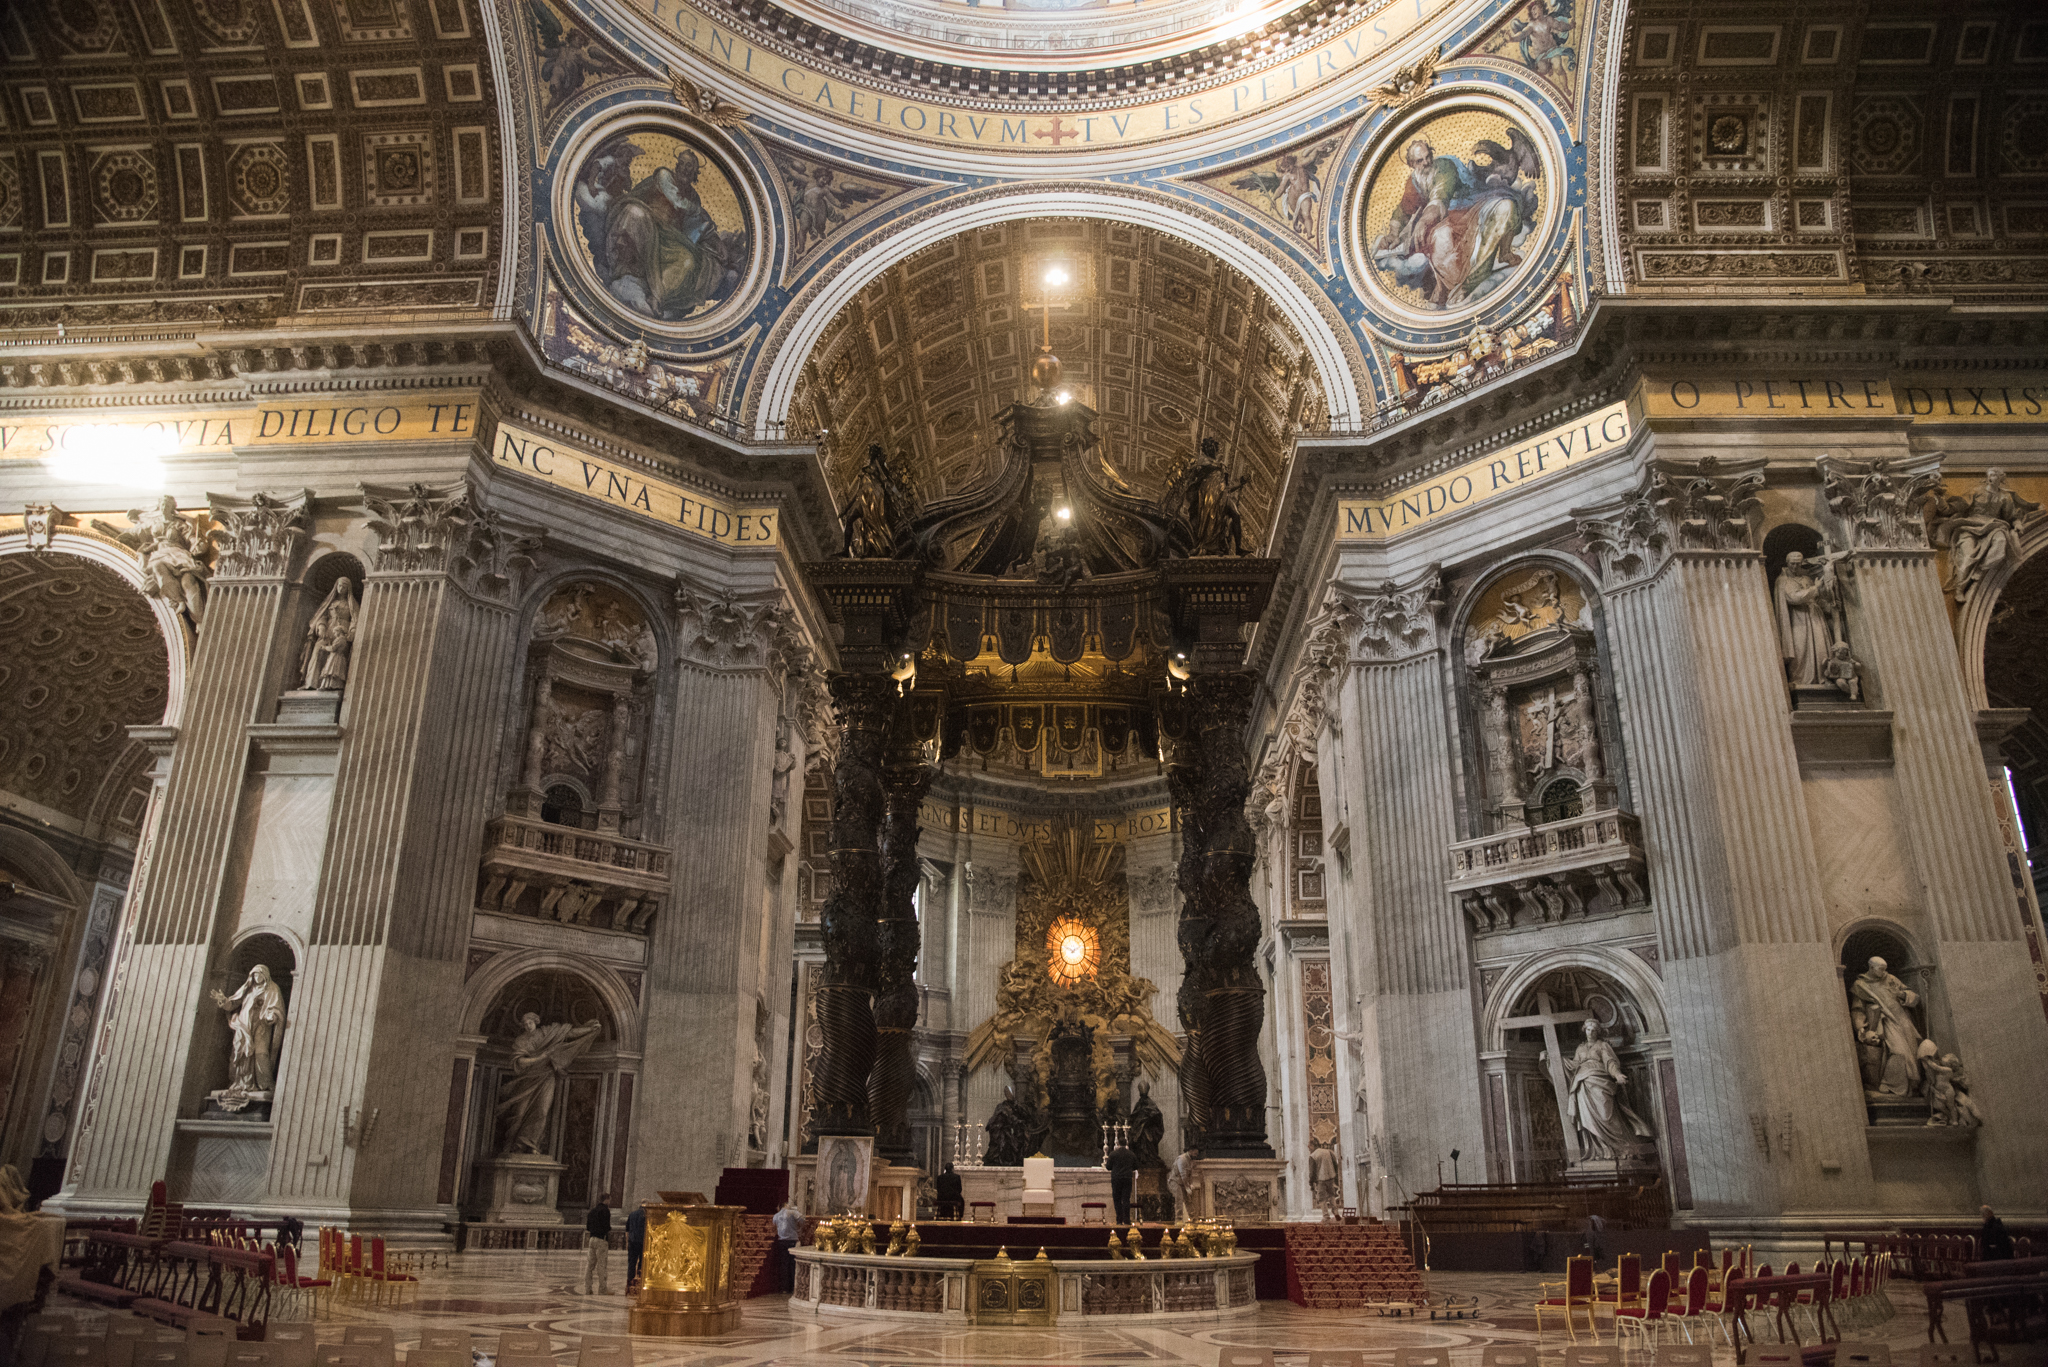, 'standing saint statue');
496,1013,604,1157
1127,1078,1165,1167
1544,1019,1653,1162
1849,956,1922,1097
298,578,358,692
211,965,287,1096
1773,551,1846,687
